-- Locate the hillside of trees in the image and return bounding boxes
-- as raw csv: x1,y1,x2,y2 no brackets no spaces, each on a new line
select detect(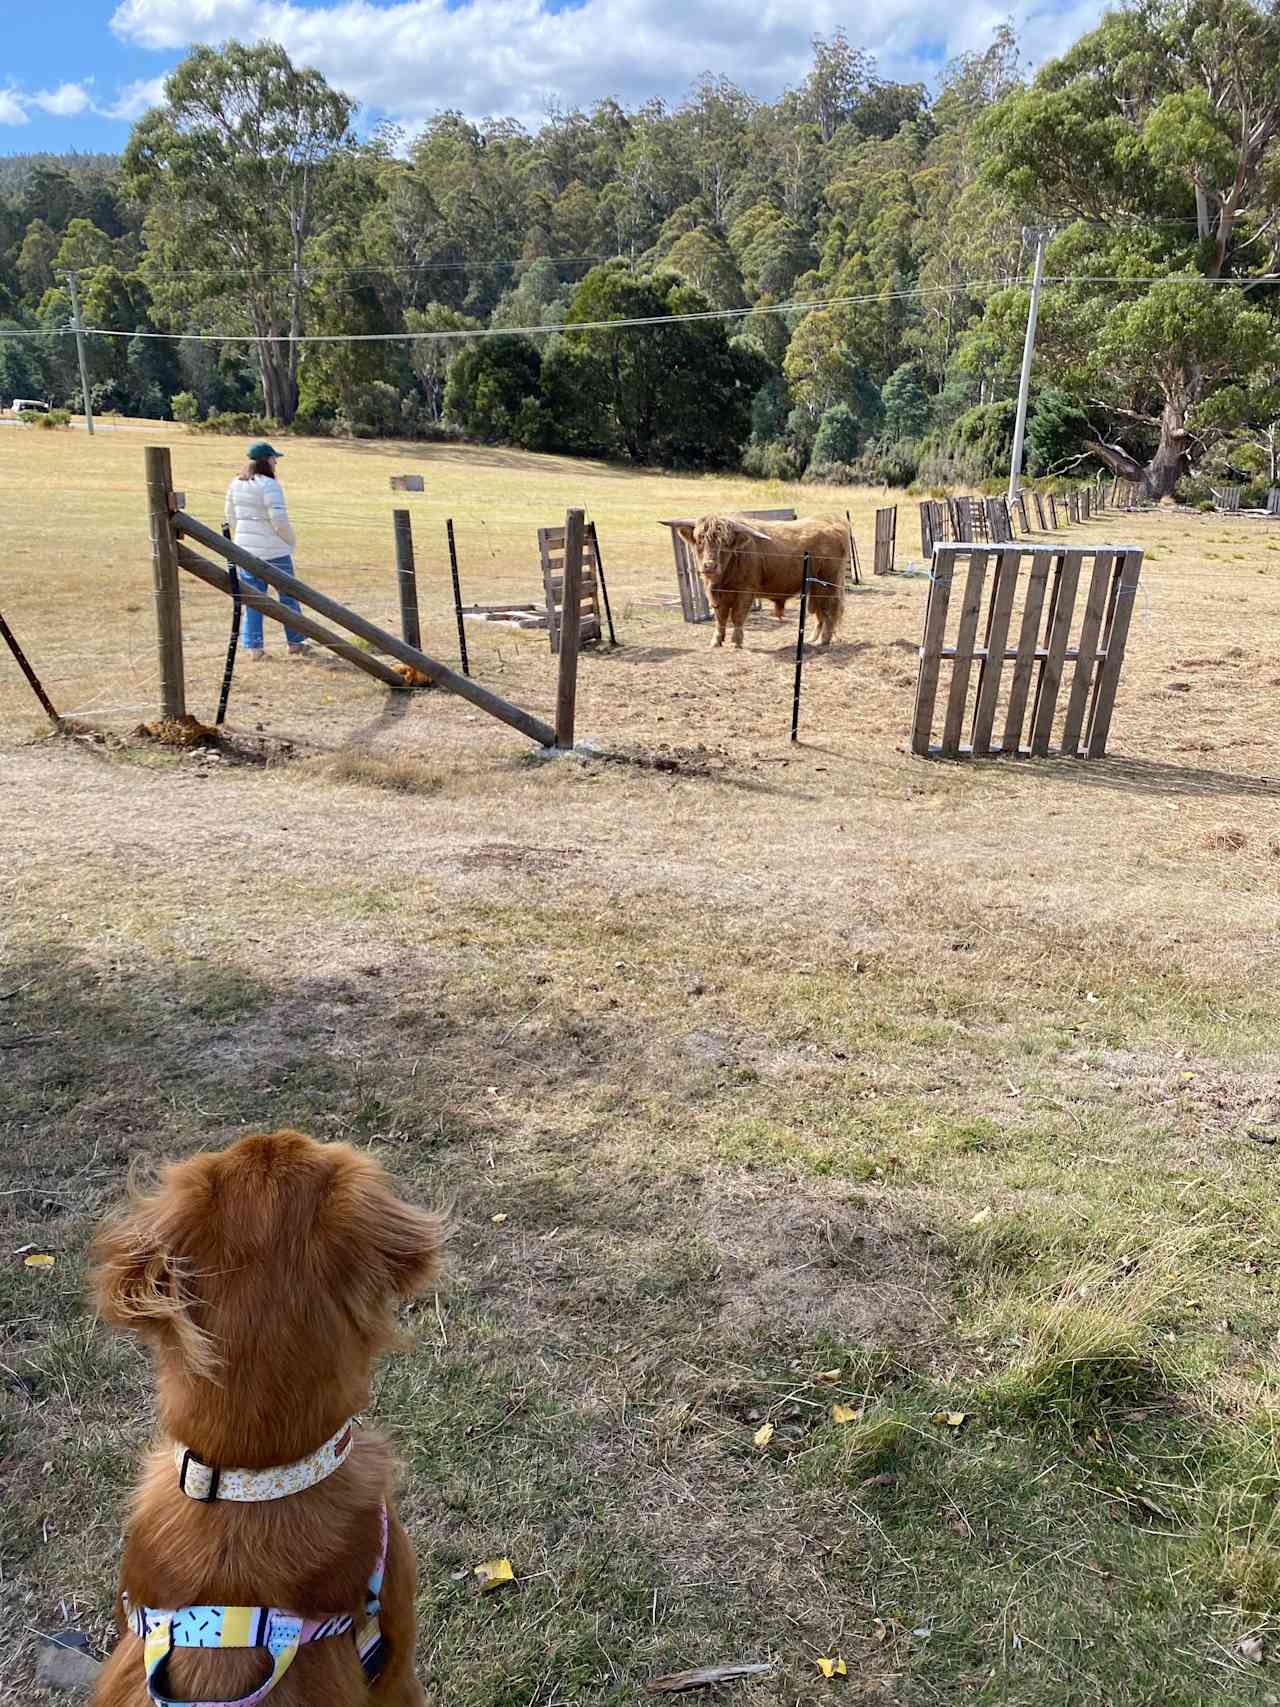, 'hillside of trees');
4,2,1280,498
